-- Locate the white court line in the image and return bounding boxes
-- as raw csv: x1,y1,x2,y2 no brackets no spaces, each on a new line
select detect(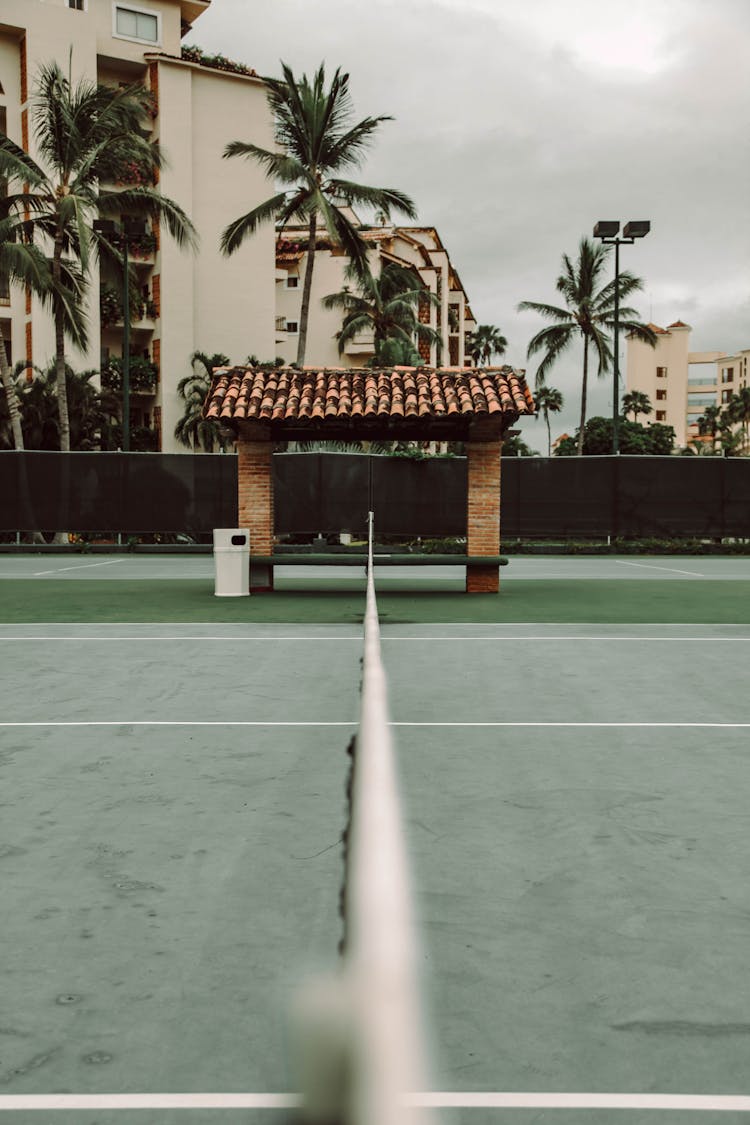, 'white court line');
0,721,747,729
616,560,705,577
0,720,356,727
1,1092,750,1112
31,559,126,576
0,634,364,643
392,721,750,729
2,635,750,643
413,1092,750,1111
